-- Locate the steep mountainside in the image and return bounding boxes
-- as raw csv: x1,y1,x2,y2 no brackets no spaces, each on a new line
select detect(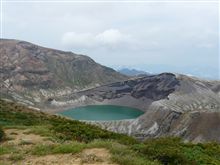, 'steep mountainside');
0,39,127,105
